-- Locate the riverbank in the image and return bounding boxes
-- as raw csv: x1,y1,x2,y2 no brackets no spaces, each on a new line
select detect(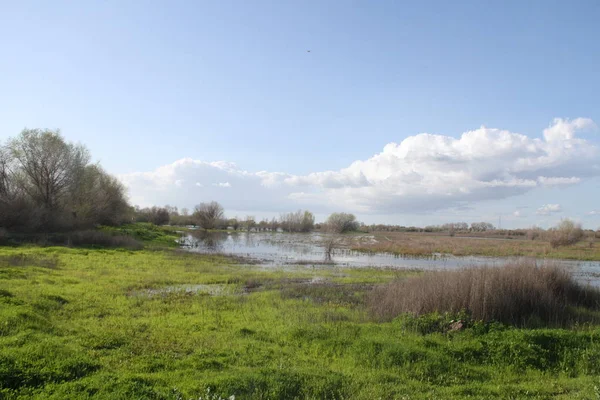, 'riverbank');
2,246,600,399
